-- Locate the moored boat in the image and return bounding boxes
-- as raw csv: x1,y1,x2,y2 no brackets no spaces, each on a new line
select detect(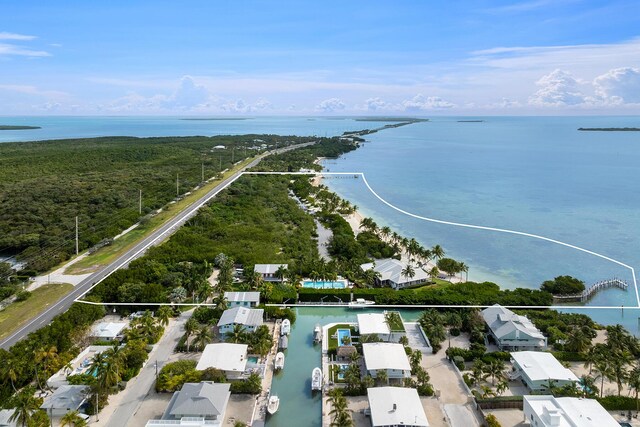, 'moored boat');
313,323,322,344
348,298,375,308
281,318,291,335
267,395,280,415
311,367,323,391
275,351,285,370
278,334,288,350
